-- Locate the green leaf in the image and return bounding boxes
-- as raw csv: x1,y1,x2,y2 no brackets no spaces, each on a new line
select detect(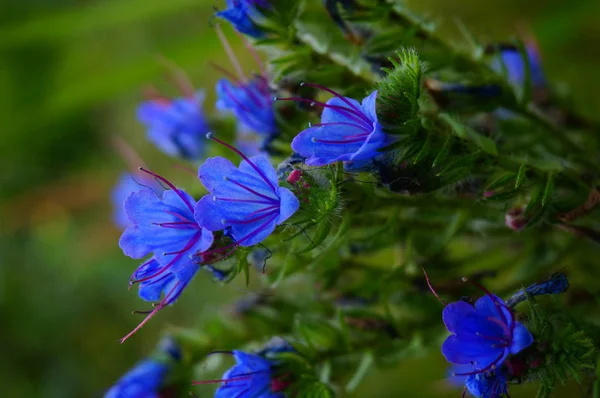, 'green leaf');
345,351,374,392
439,113,498,155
